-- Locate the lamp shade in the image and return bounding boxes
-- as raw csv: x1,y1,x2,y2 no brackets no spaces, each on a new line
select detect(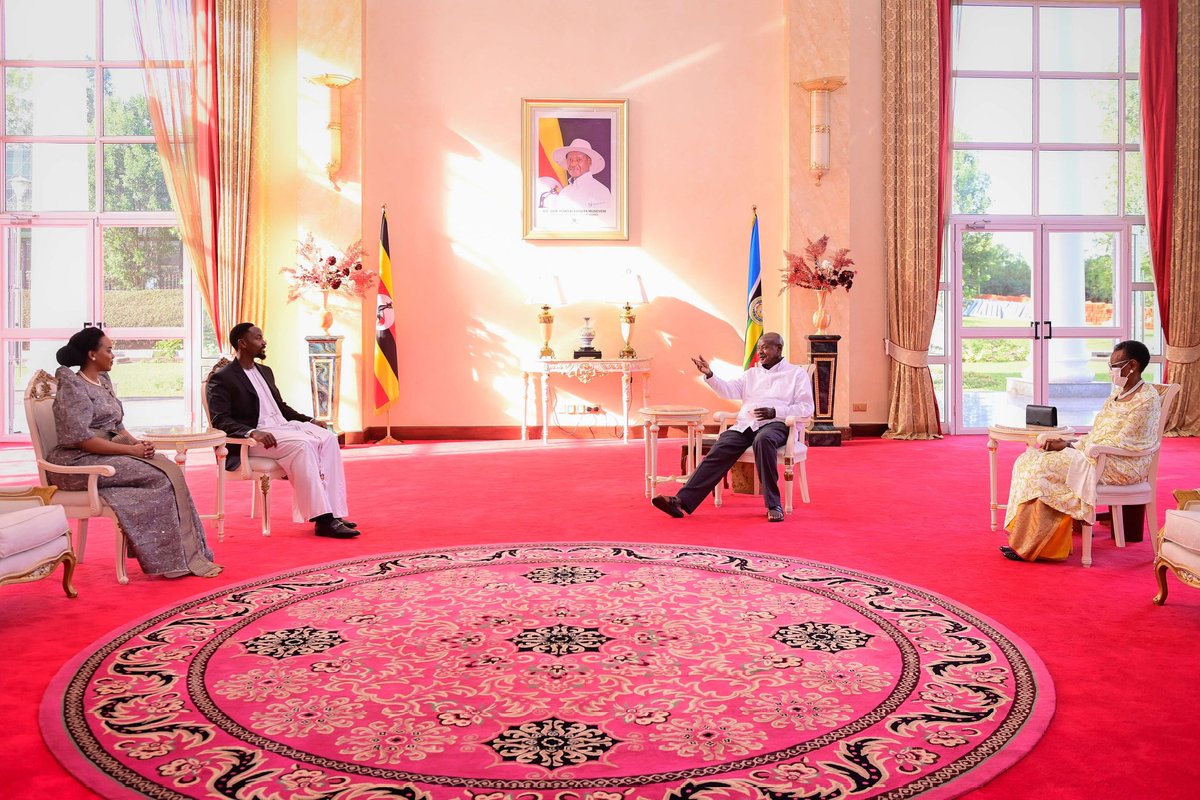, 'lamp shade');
600,269,649,306
524,274,567,306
